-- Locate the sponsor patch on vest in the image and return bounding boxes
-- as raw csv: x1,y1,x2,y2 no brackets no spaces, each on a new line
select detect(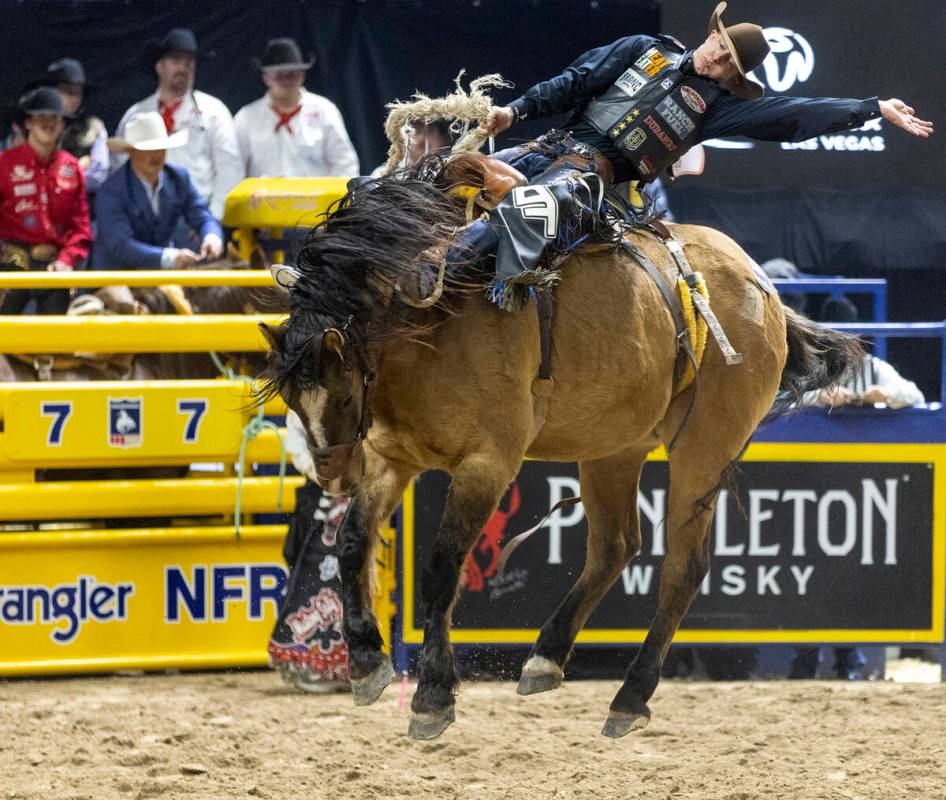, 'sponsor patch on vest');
623,128,647,151
660,77,675,91
656,95,696,139
613,67,647,98
13,182,36,197
680,85,707,114
644,115,677,151
59,164,76,178
634,48,670,78
638,155,656,177
607,107,641,138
